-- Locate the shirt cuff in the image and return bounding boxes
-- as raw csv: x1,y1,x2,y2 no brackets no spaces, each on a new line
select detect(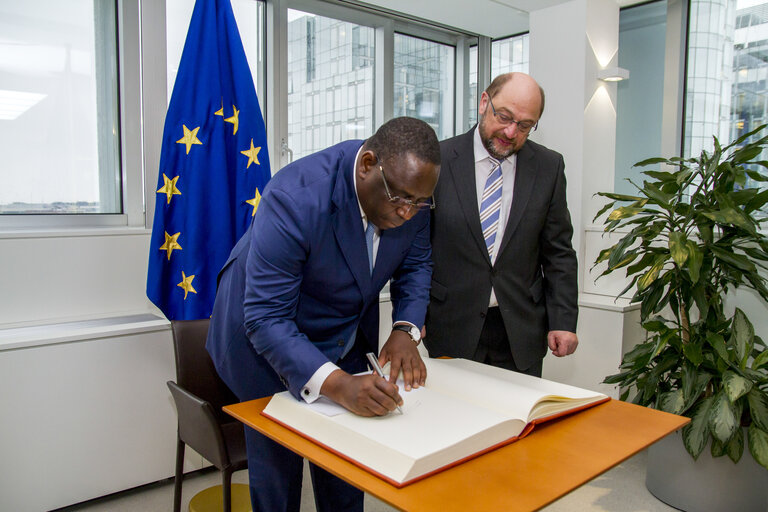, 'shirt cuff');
300,361,339,403
393,320,418,330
